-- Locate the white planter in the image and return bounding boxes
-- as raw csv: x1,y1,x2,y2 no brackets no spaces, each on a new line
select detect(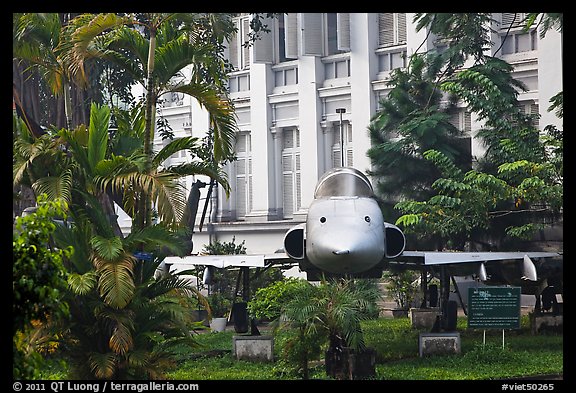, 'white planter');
210,317,227,332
